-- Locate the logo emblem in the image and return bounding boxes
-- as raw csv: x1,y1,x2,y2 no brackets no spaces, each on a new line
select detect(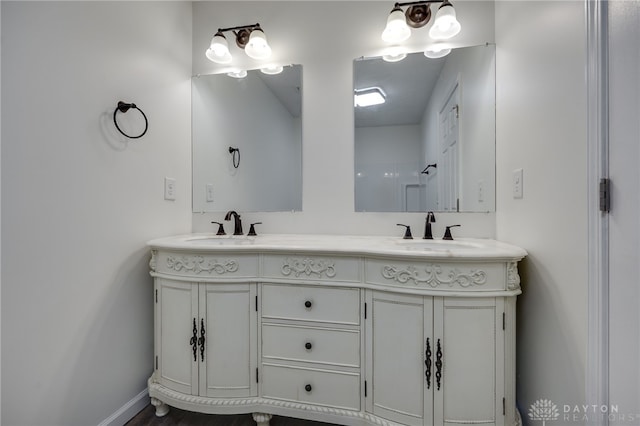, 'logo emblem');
529,399,560,425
